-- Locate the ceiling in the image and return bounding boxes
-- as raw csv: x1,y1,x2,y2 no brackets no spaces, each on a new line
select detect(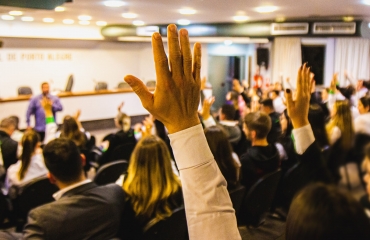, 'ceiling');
0,0,369,27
